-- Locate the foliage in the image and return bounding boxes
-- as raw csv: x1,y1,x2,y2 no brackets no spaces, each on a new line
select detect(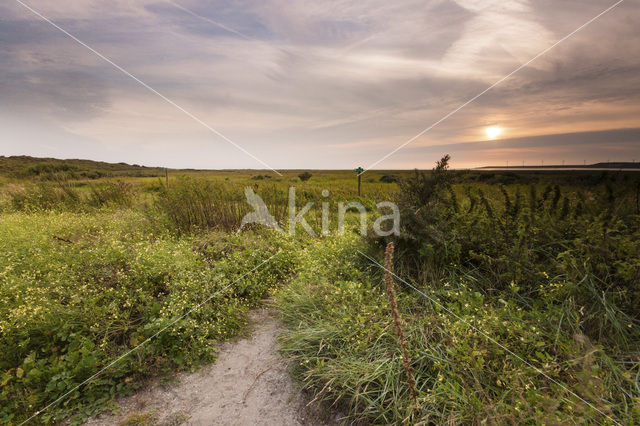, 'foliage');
7,180,139,212
298,172,312,182
153,177,288,233
0,156,163,181
0,211,297,424
384,157,640,349
277,156,640,425
8,181,83,212
277,233,640,425
2,157,639,425
88,181,136,208
379,174,400,183
250,174,272,180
